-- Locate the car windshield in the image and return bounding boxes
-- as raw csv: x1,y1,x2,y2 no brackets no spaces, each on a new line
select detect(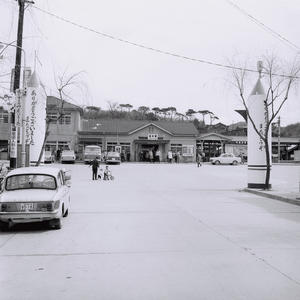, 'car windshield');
108,152,119,157
6,174,57,191
85,146,100,152
62,151,74,155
